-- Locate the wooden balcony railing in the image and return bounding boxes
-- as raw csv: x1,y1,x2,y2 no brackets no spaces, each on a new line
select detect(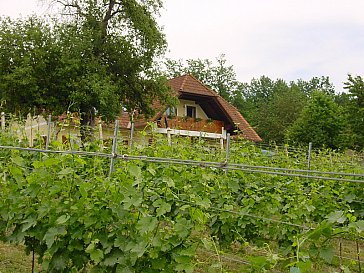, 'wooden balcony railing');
158,116,224,133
